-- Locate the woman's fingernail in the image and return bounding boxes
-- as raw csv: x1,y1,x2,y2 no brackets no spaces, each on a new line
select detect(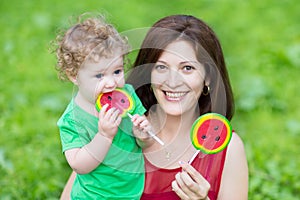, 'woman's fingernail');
179,160,185,165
